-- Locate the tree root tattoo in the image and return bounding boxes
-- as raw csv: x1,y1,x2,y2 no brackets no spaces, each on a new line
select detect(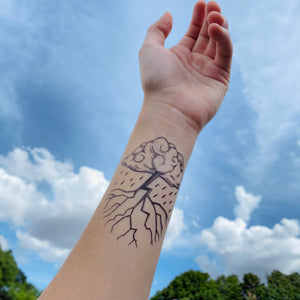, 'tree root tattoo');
103,137,184,247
